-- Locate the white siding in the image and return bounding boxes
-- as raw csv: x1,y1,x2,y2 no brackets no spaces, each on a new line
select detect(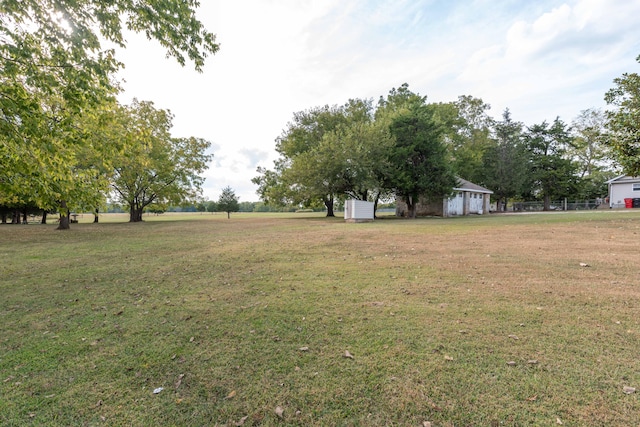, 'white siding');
610,182,640,208
344,199,374,221
447,192,464,216
469,192,484,214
